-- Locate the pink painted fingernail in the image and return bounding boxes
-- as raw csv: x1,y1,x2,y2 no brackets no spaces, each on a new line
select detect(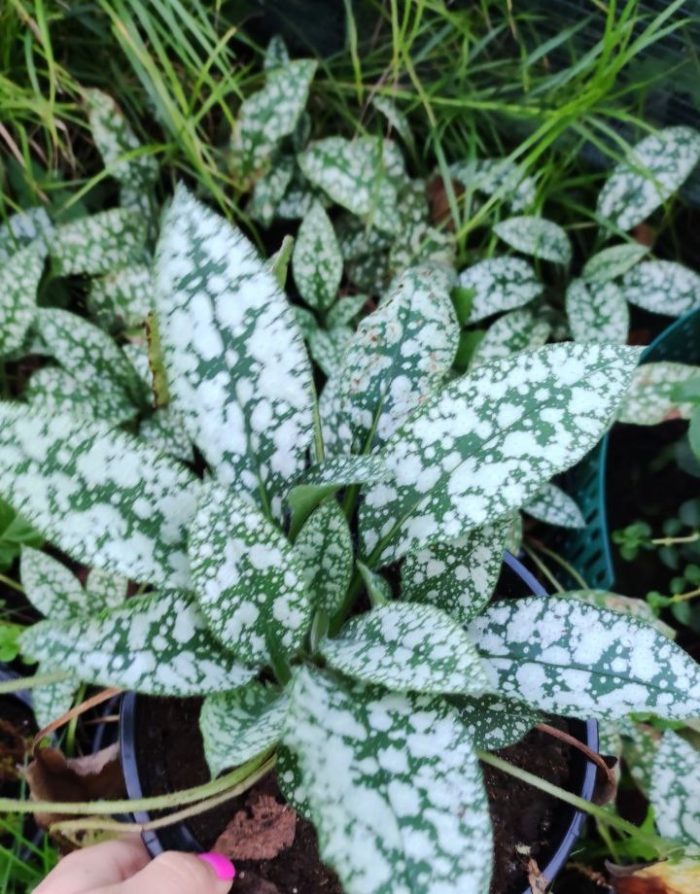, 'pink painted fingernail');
197,852,236,881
